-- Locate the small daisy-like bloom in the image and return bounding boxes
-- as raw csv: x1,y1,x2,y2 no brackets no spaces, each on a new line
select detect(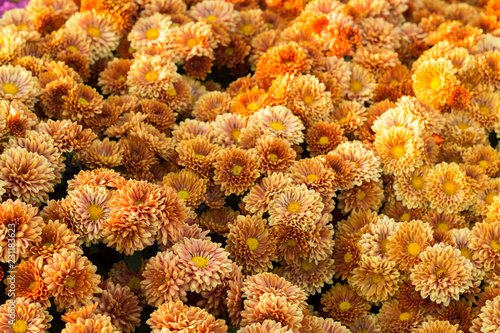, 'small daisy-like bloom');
306,121,345,157
0,297,52,333
9,257,49,307
320,283,371,327
62,83,103,122
386,219,434,274
232,86,268,117
464,144,500,178
393,166,429,209
213,113,248,148
172,21,218,61
413,320,461,333
0,65,40,109
383,200,424,223
469,221,500,271
291,157,336,198
199,206,239,236
374,126,424,176
243,172,293,216
412,58,458,109
68,184,112,245
140,99,177,132
468,93,500,132
353,45,401,75
252,105,305,145
338,180,384,215
331,236,362,281
334,141,381,188
127,55,180,99
239,320,293,333
128,13,173,51
141,250,188,306
43,251,101,311
188,0,241,32
477,51,500,91
61,314,117,333
241,292,304,331
98,58,132,95
157,76,193,111
26,219,83,263
330,100,367,134
215,32,250,70
255,135,296,176
322,152,355,190
176,137,221,178
213,147,260,196
426,162,470,214
77,138,123,170
193,91,231,122
377,299,424,333
226,214,276,274
345,63,376,104
433,299,474,333
256,41,312,81
172,238,233,293
410,243,474,306
283,258,335,296
359,17,401,49
425,210,467,233
268,184,323,230
472,296,500,333
93,281,142,333
163,169,207,209
147,301,227,333
349,255,400,304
